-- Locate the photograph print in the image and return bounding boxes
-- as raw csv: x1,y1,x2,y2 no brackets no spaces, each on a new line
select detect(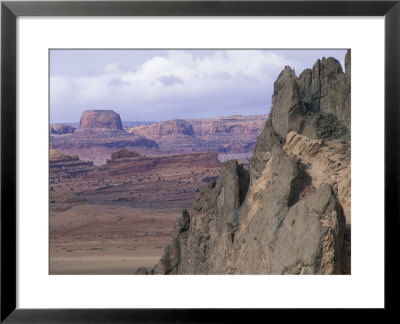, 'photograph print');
49,49,351,275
